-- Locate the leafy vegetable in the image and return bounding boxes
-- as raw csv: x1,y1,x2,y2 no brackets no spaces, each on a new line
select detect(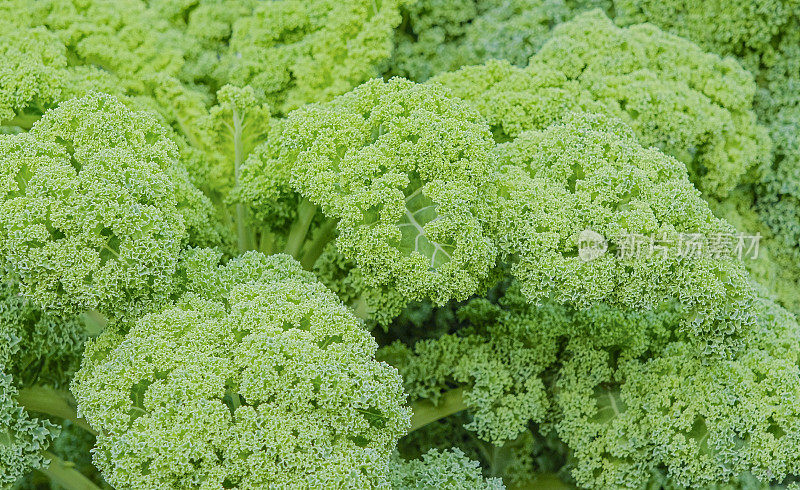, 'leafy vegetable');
1,1,799,489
